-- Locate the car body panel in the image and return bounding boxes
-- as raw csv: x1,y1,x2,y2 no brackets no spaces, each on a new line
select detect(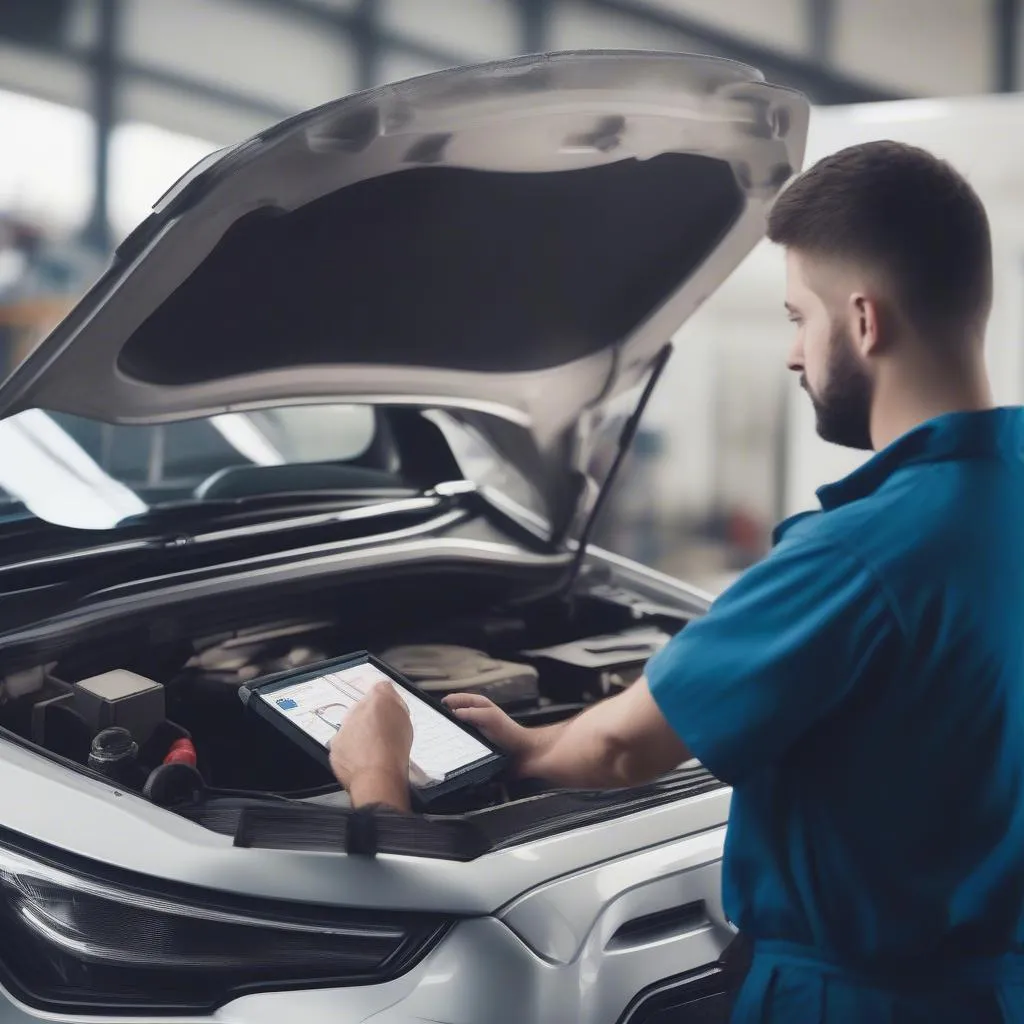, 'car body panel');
0,862,731,1024
499,826,729,963
0,51,807,541
0,717,732,915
